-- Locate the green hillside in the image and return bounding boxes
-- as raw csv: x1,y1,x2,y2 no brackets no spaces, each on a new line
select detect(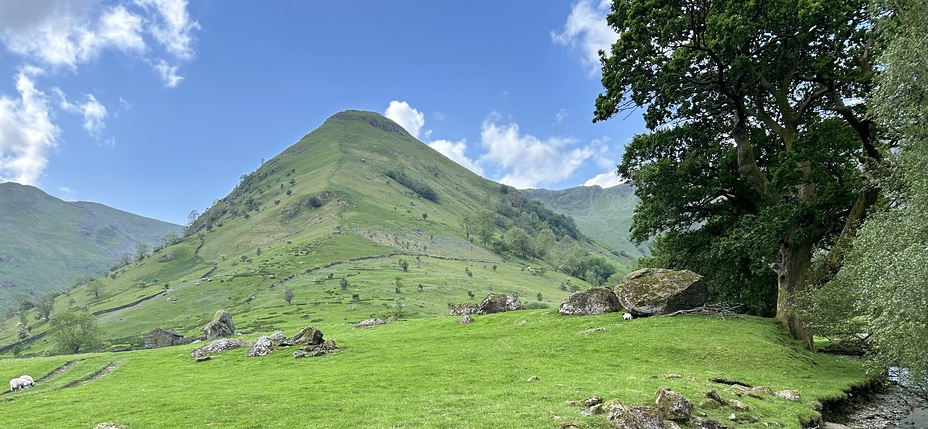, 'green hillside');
0,111,624,352
521,185,648,261
0,183,182,308
0,111,873,428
